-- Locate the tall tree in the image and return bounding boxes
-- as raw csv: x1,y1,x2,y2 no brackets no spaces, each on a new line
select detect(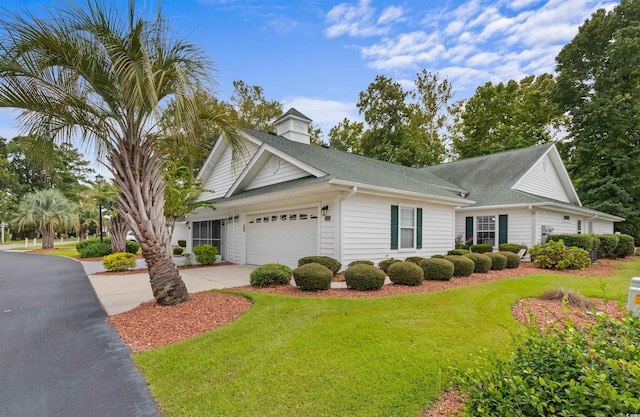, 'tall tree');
554,0,640,237
0,0,242,305
328,118,364,153
451,74,563,159
231,80,283,132
13,188,76,249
